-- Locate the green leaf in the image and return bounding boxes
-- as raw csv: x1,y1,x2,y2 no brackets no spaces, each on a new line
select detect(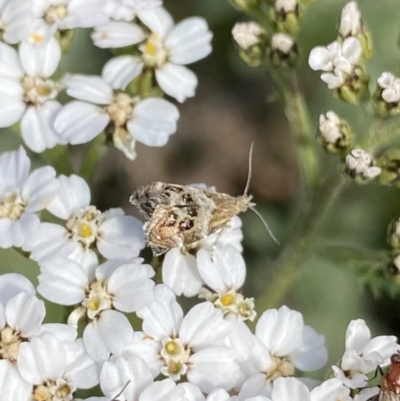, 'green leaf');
316,246,400,298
